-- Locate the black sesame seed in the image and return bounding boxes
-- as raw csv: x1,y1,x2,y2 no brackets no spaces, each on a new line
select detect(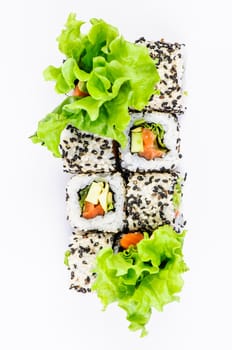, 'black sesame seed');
85,276,91,284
